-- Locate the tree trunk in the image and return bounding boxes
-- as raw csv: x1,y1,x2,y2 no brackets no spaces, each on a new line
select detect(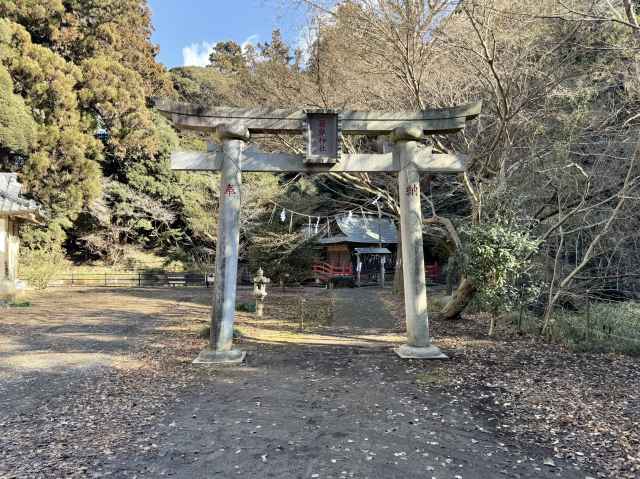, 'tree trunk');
393,243,403,295
436,277,476,320
446,255,456,296
622,0,640,43
422,215,475,319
